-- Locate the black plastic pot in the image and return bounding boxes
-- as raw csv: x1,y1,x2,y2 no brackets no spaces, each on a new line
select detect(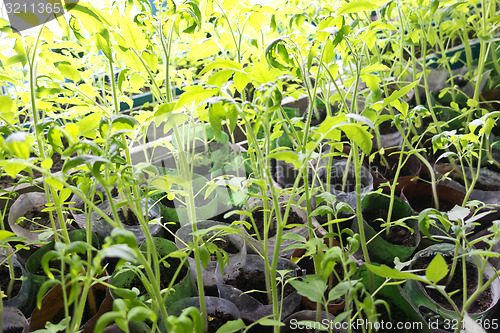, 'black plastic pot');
369,148,422,193
215,254,301,324
175,220,246,296
109,238,195,308
25,230,100,292
94,198,162,245
404,243,500,331
352,192,420,265
239,196,314,258
168,296,242,333
354,264,431,333
0,254,35,317
314,159,373,213
71,186,163,245
2,306,29,333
